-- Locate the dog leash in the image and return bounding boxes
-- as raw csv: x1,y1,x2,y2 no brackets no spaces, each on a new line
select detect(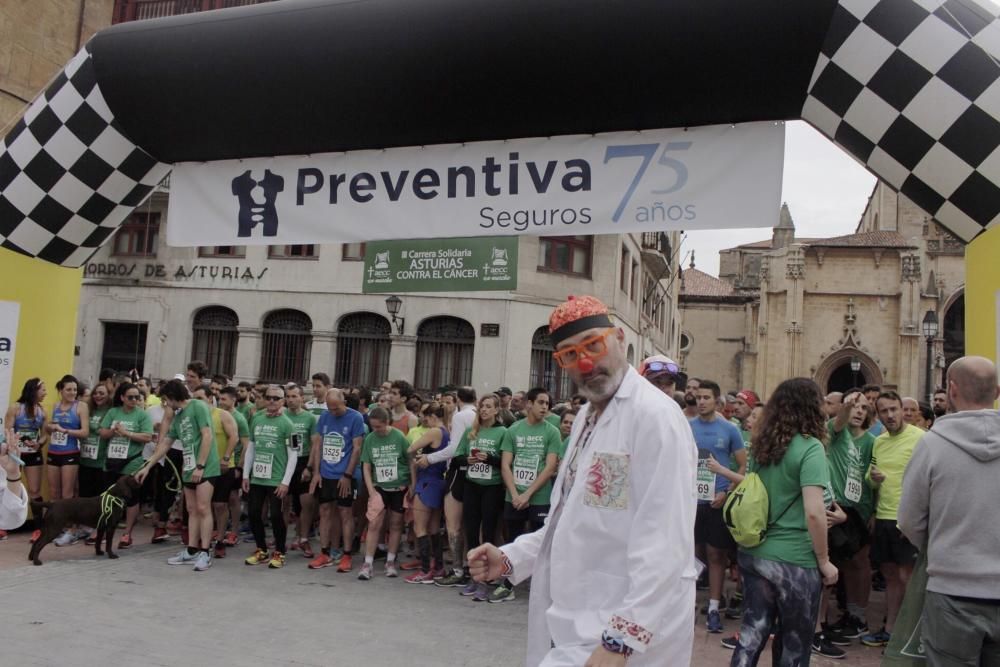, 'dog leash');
162,455,182,493
96,488,126,530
